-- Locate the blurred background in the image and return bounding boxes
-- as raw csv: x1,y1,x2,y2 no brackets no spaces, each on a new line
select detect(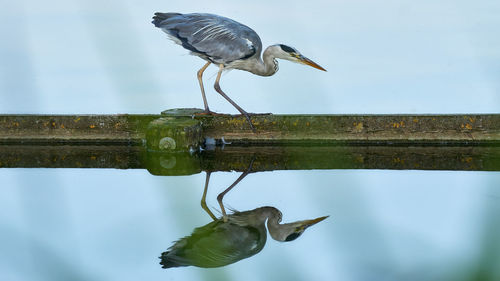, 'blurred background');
1,0,499,280
1,0,499,114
